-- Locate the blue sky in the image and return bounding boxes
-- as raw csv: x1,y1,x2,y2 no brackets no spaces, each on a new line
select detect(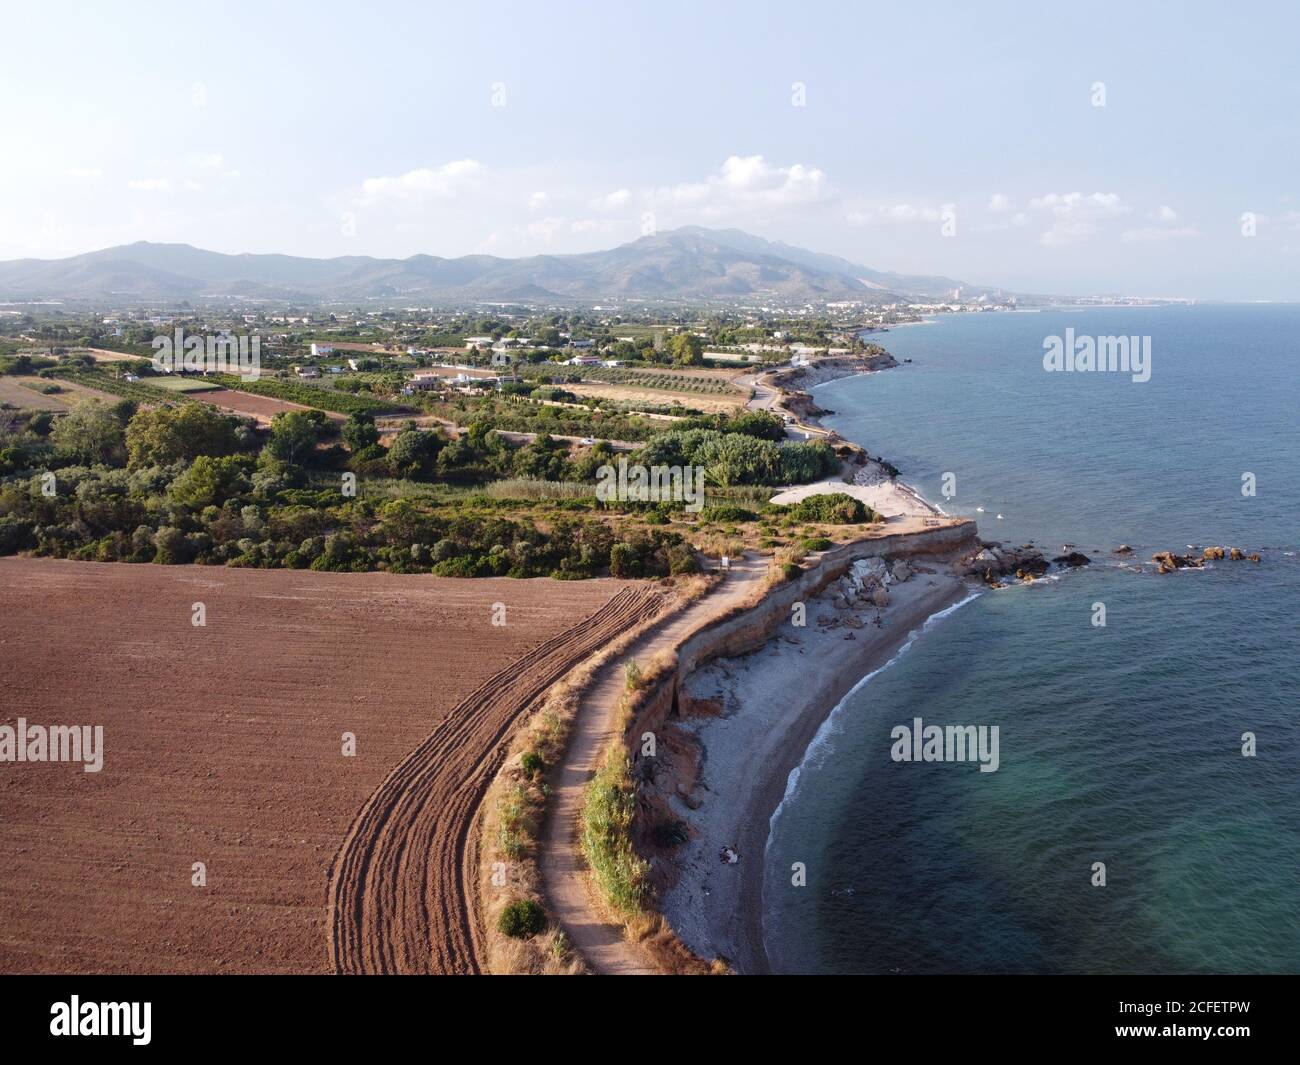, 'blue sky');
2,0,1297,298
